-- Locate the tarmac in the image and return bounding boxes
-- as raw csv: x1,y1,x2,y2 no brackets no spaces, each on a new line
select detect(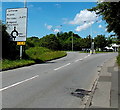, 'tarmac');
86,57,119,109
